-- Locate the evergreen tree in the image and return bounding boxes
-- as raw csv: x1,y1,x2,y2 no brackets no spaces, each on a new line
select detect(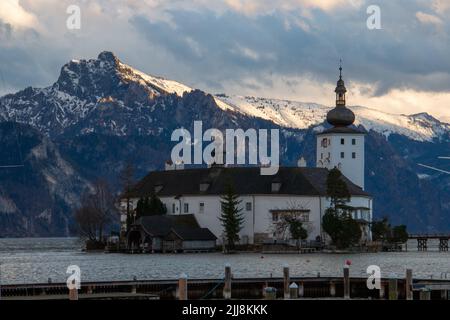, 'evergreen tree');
143,197,150,214
135,197,145,220
135,193,167,219
219,183,244,252
322,167,361,249
147,192,167,216
322,208,341,246
391,225,408,243
326,168,351,211
371,217,391,241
